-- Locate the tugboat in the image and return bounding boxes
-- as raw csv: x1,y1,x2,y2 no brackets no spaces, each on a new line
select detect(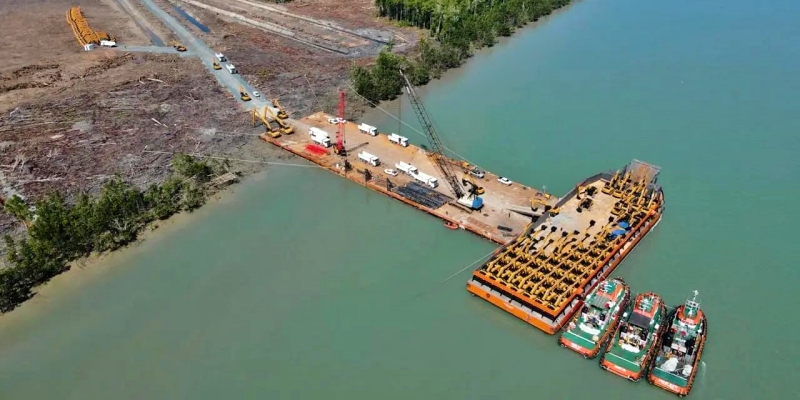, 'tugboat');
647,291,708,397
558,278,631,359
600,292,667,382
